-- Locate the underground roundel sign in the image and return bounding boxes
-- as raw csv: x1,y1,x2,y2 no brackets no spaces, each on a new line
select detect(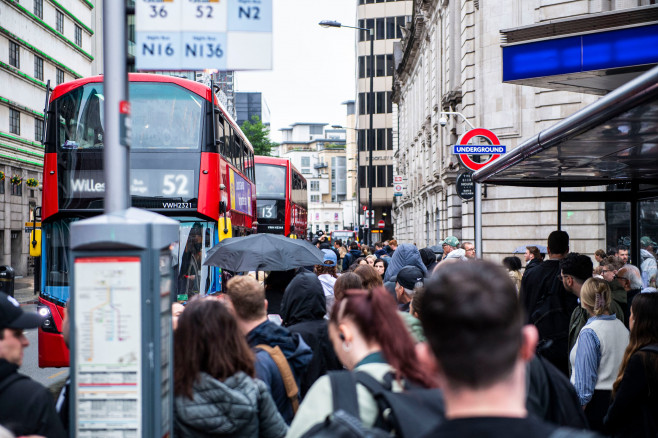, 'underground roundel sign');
451,128,506,172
